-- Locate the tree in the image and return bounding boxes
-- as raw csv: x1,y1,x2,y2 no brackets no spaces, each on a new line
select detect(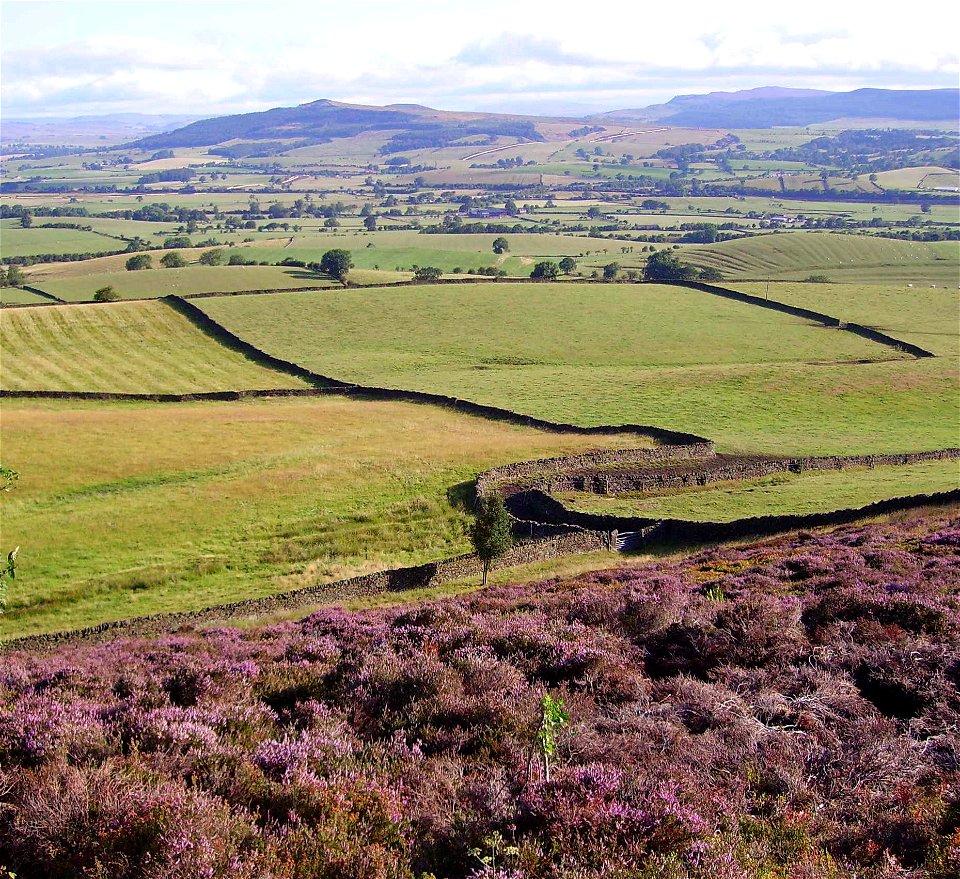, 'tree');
93,286,120,302
198,249,225,266
504,199,518,215
20,213,32,228
602,262,620,281
469,493,512,585
530,261,560,280
643,249,697,282
160,252,186,269
492,236,509,255
1,265,25,287
125,254,153,271
413,266,442,282
319,248,353,283
364,215,378,232
558,257,577,275
162,235,191,249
